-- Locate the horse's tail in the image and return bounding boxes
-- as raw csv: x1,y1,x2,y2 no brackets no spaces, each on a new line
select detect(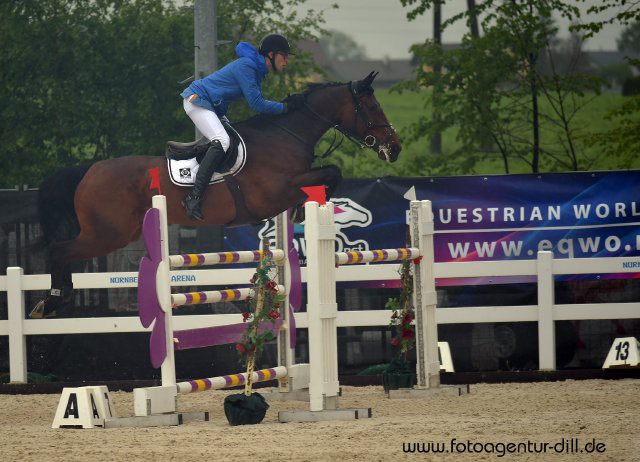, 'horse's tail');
34,164,94,250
